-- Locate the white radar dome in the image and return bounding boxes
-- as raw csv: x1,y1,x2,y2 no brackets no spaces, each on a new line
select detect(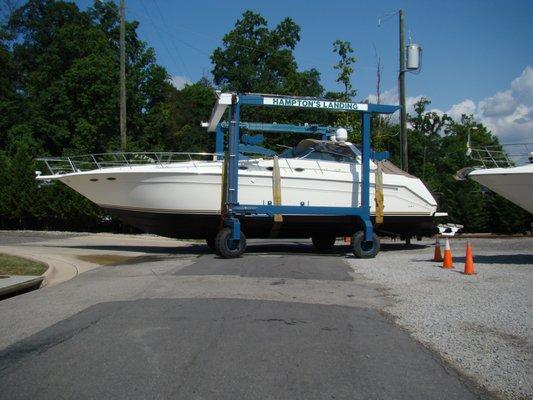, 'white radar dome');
336,128,348,142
